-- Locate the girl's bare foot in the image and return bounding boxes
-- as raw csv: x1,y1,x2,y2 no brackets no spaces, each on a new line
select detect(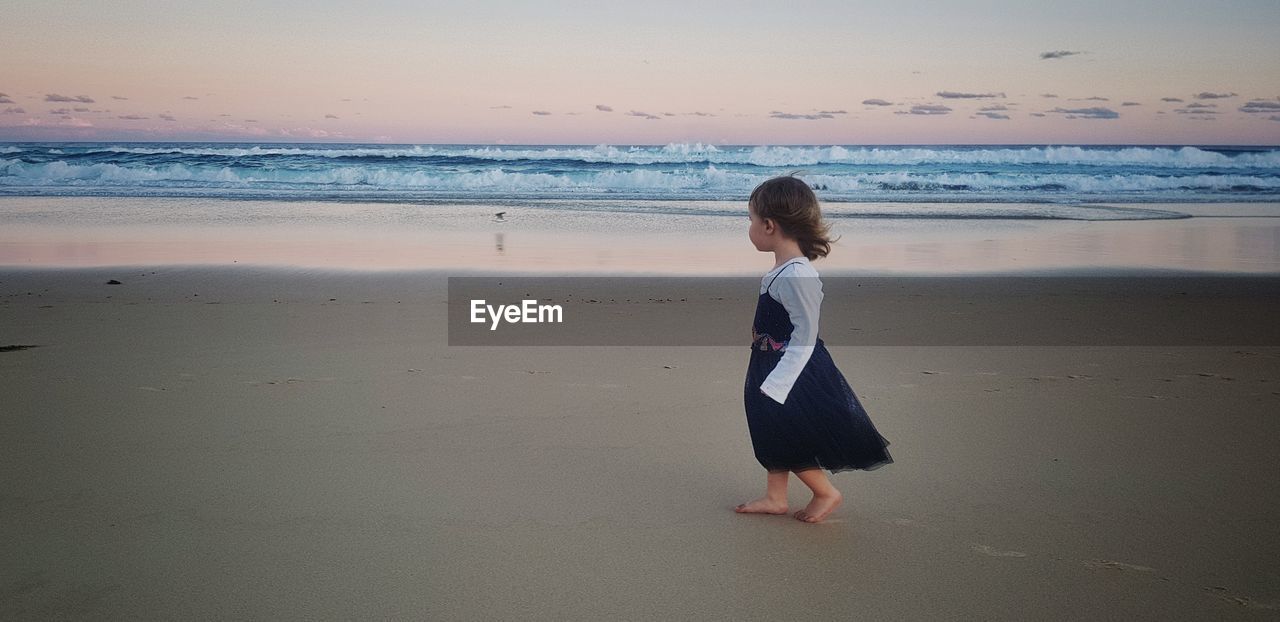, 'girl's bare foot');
793,490,842,523
734,497,789,515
